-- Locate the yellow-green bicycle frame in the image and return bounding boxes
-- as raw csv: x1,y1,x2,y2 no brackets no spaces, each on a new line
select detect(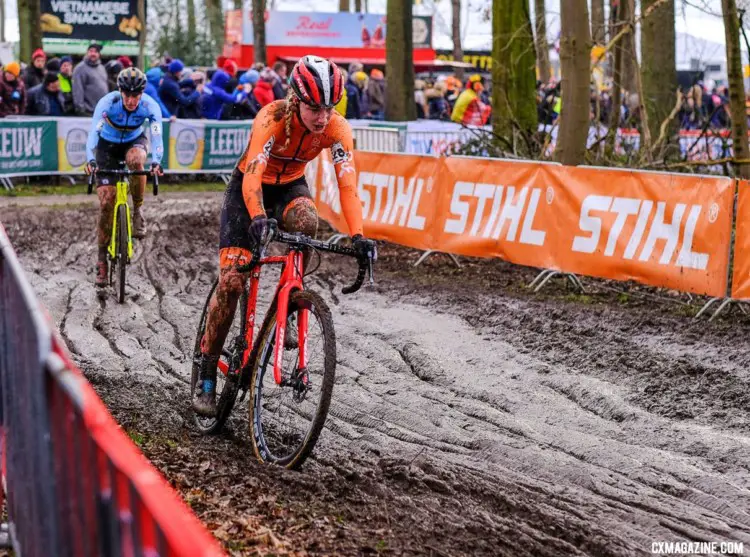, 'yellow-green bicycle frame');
108,177,134,260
